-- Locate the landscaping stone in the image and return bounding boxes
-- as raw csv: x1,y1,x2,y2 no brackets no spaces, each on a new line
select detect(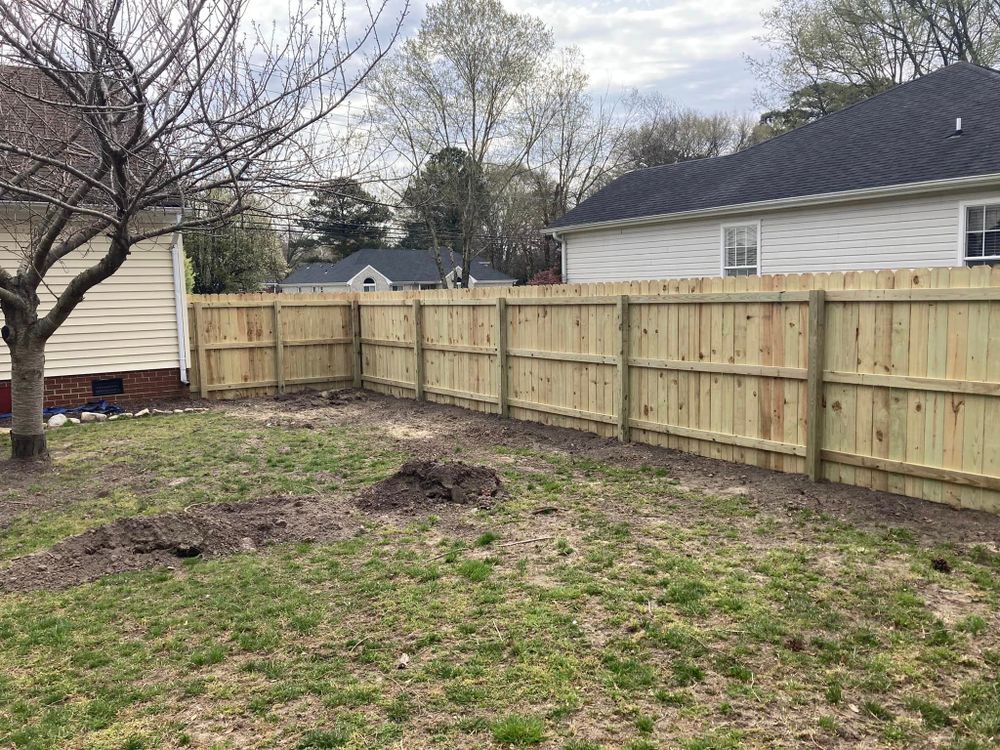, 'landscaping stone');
47,414,68,429
80,412,108,423
67,418,81,425
134,409,150,417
